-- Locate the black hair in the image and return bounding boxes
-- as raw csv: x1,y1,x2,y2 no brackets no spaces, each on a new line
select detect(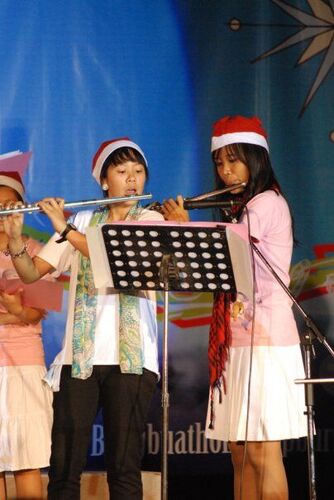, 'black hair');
212,143,297,241
212,143,281,199
100,147,148,196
